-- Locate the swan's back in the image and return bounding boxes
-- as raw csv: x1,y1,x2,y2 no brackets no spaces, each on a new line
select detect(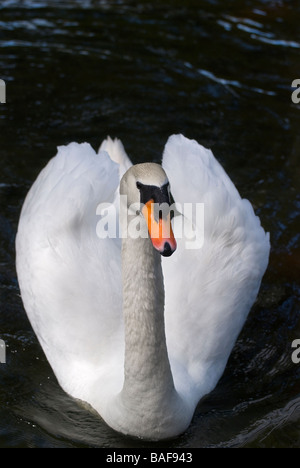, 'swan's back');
162,135,270,404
